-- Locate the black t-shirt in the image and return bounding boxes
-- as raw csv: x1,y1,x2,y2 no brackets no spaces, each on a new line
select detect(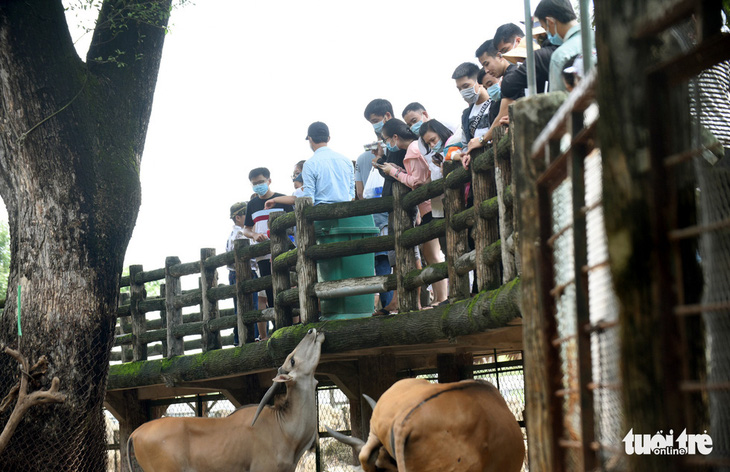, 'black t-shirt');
244,192,294,229
377,148,407,198
501,44,558,100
